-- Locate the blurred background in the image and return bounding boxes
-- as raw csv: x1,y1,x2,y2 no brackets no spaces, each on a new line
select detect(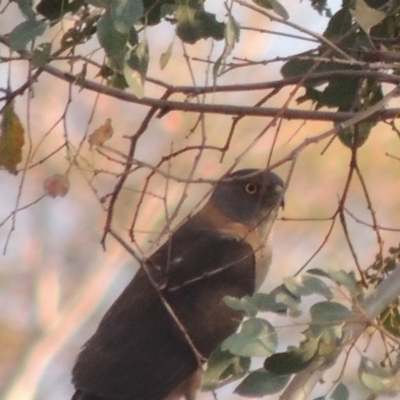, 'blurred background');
1,0,400,399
